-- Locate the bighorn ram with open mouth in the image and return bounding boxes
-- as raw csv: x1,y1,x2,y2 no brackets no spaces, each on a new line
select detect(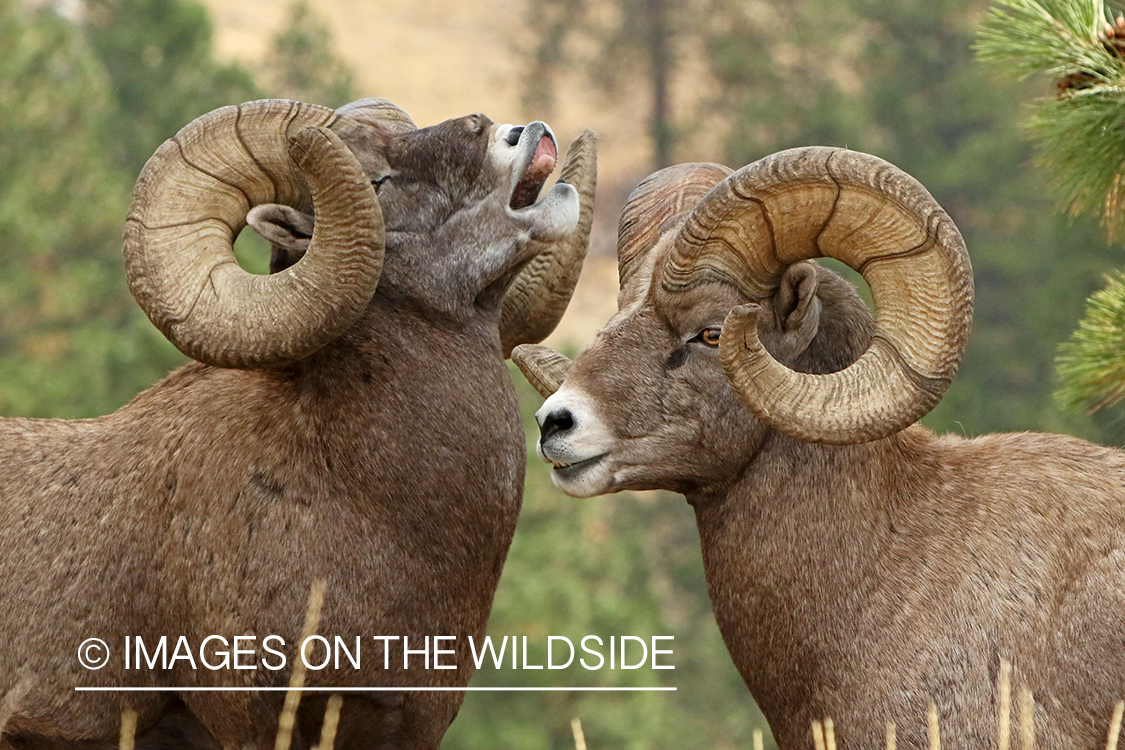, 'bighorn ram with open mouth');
515,148,1125,749
0,98,595,749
